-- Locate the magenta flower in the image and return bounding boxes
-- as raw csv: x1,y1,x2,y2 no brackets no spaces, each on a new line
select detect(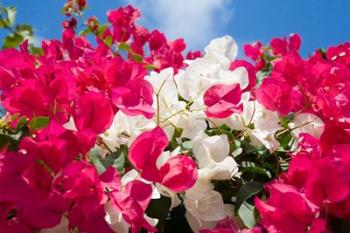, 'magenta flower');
204,83,243,118
129,126,198,192
73,91,114,134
